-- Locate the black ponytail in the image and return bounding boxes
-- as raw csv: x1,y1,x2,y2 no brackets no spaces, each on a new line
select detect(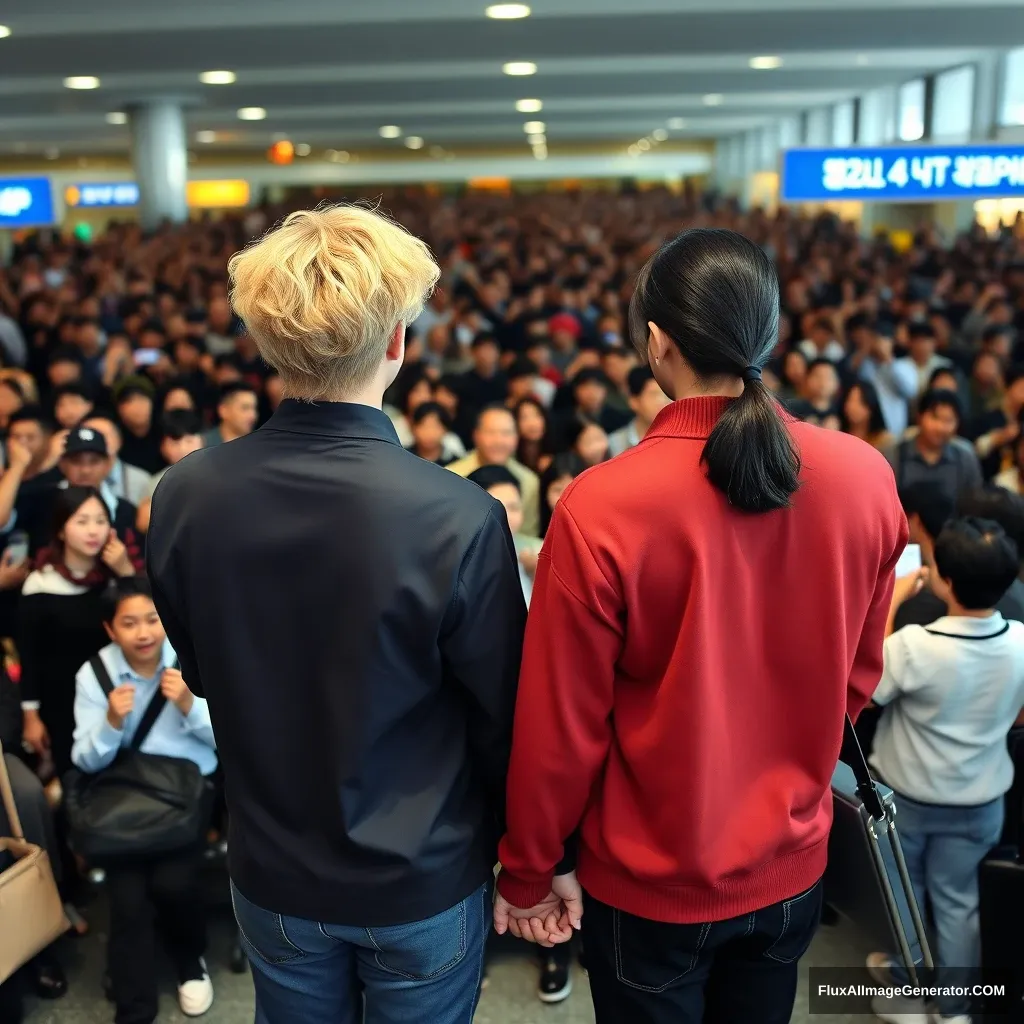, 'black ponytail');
629,229,800,514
